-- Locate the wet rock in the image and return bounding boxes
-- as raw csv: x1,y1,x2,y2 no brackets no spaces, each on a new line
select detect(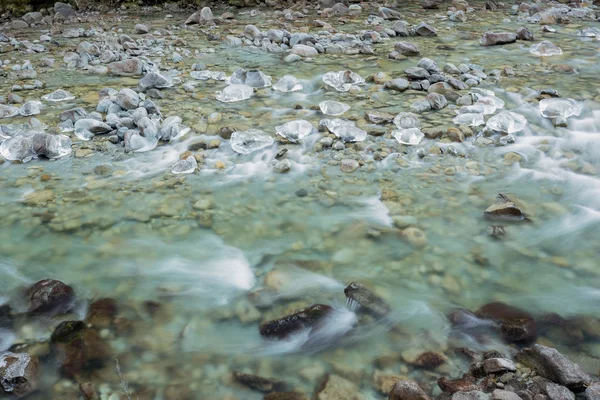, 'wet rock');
274,159,291,173
185,7,215,25
27,279,75,315
395,42,420,56
340,159,359,173
516,345,592,392
392,21,409,36
482,358,517,375
411,352,446,369
585,384,600,400
388,380,431,400
51,326,111,379
426,93,447,110
438,376,480,394
0,352,39,397
380,7,402,20
484,194,527,222
414,23,437,36
366,111,395,124
264,392,307,400
107,58,144,77
233,372,286,393
50,321,86,343
405,67,430,80
516,27,534,41
85,298,118,329
79,382,98,400
344,282,390,318
314,374,364,400
480,32,517,46
259,304,333,339
475,302,537,344
0,305,13,329
539,381,574,400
